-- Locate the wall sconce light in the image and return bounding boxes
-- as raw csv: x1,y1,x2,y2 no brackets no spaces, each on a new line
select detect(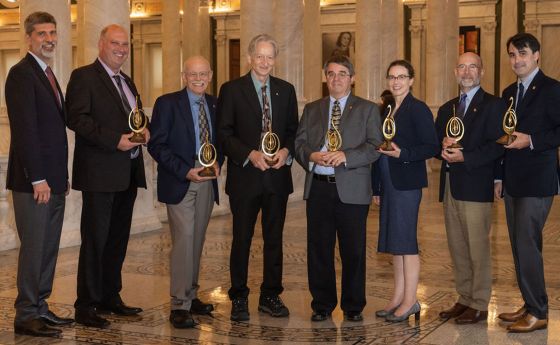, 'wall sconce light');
130,1,147,18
